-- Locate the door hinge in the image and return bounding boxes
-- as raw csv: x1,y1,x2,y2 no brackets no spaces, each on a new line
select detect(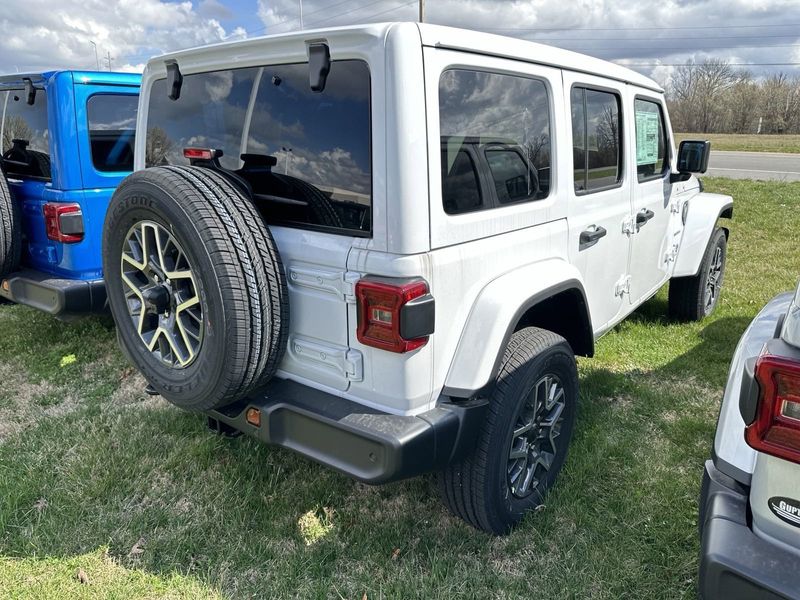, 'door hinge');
670,201,681,214
344,349,363,381
615,275,631,297
343,272,360,303
664,243,680,264
622,216,636,236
